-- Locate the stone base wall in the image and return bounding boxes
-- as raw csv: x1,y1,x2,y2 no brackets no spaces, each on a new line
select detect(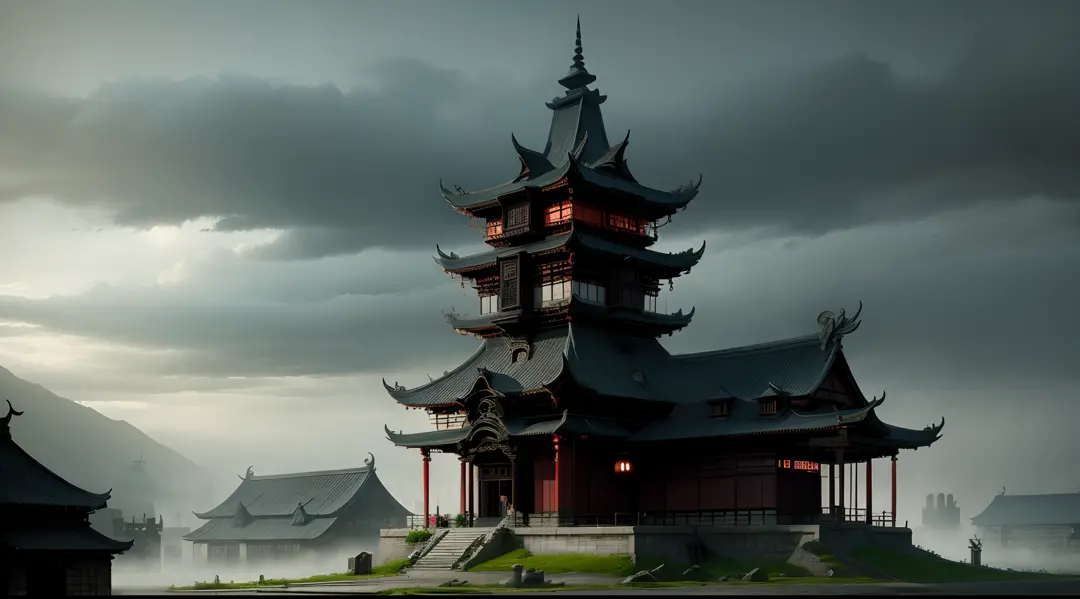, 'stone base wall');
376,528,414,565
